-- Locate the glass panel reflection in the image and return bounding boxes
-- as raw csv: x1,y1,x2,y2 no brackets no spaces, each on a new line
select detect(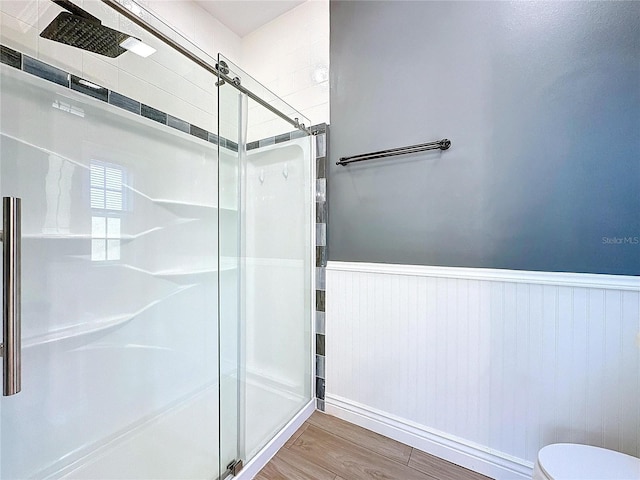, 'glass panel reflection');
218,54,313,467
90,162,124,261
0,4,220,473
